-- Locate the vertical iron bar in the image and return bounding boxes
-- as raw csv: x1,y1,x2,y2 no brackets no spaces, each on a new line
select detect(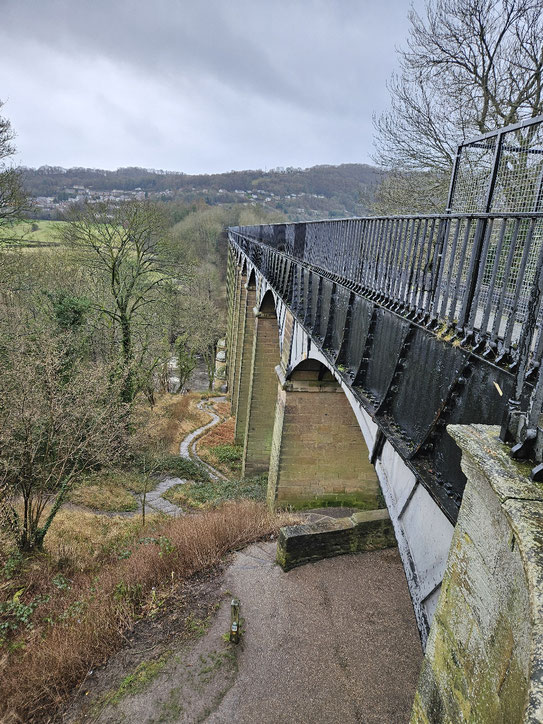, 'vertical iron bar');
490,218,521,345
467,218,495,335
421,218,437,316
503,219,536,353
412,218,429,312
398,219,415,305
480,218,507,337
457,133,504,330
429,217,450,320
450,218,473,325
393,217,411,304
446,144,462,212
406,219,423,312
512,223,543,424
385,218,401,299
